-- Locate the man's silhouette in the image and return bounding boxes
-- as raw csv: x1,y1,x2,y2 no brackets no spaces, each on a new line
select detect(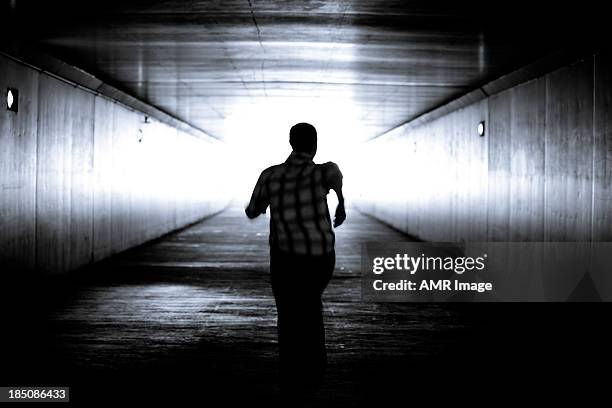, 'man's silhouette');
245,122,345,394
